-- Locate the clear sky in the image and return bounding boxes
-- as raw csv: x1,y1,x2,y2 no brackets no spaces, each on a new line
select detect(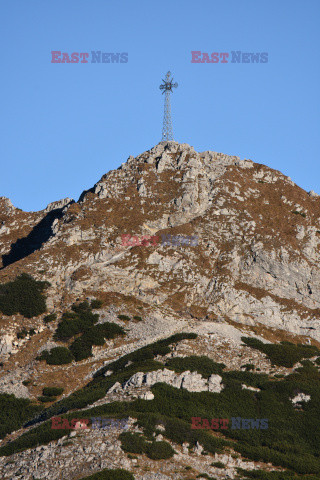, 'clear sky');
1,0,319,212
